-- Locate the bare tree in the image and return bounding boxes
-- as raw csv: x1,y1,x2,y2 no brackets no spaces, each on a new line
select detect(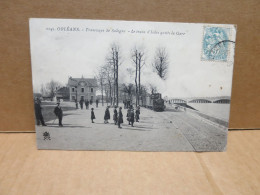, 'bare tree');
102,64,113,105
152,47,169,80
106,43,121,106
96,68,106,106
132,49,138,106
40,84,47,96
104,87,109,106
131,47,145,106
45,80,62,101
139,84,148,106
